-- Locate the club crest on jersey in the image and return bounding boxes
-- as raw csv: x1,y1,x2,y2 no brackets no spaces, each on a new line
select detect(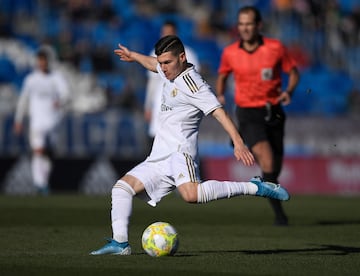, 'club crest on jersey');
171,88,178,97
